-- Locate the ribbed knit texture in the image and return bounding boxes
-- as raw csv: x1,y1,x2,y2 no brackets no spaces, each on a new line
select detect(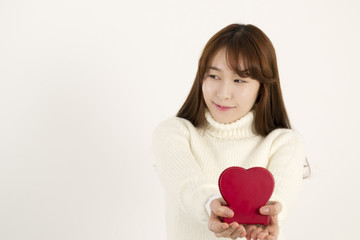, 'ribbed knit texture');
152,109,306,240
